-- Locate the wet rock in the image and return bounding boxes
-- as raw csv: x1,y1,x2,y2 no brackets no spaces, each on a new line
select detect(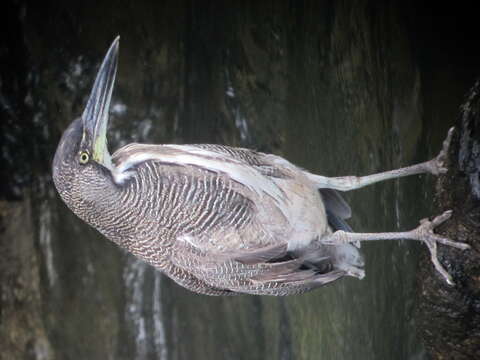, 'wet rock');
417,81,480,359
0,199,53,359
459,81,480,202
